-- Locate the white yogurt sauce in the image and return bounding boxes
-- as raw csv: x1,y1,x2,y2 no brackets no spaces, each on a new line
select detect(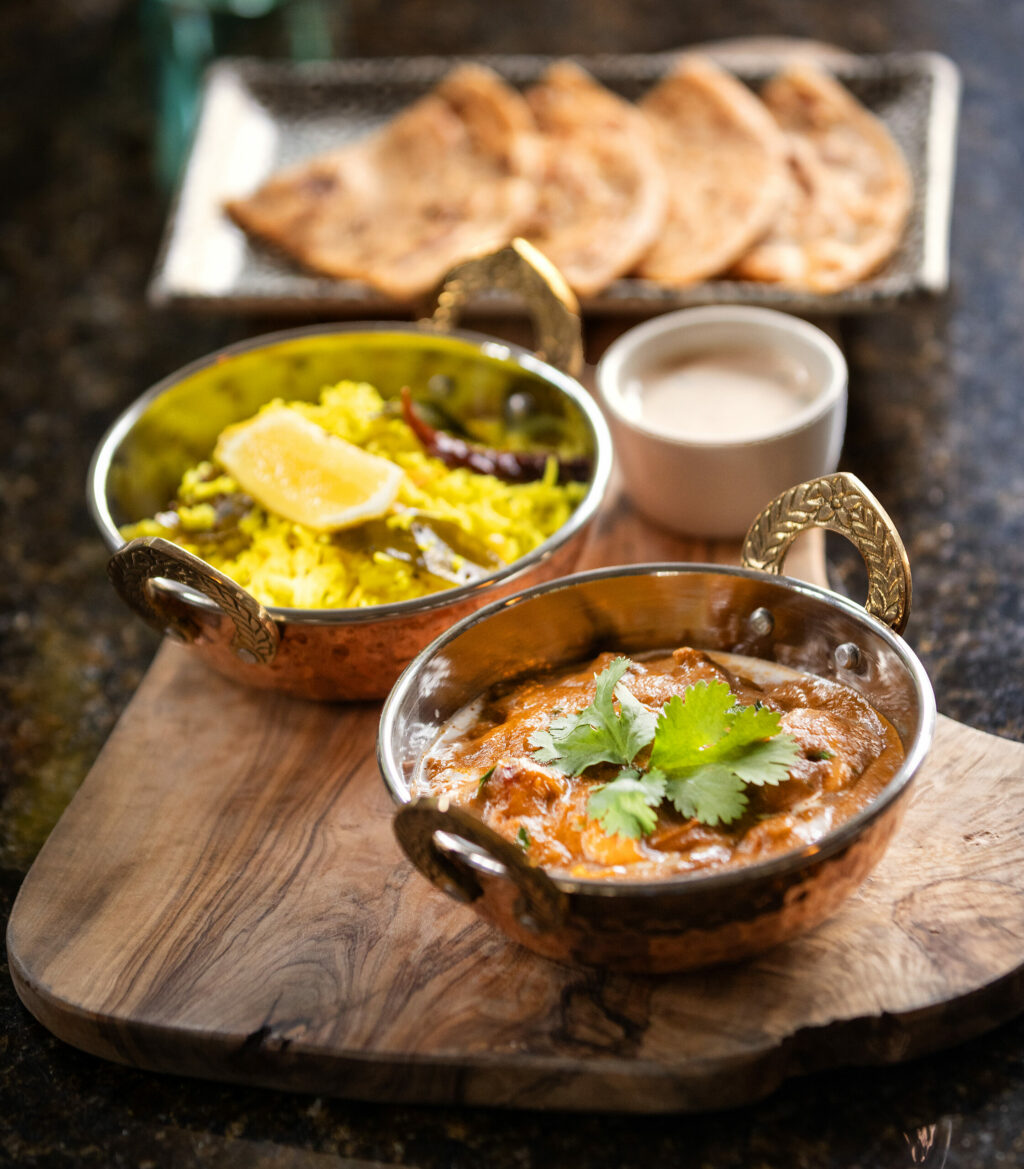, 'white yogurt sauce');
622,345,815,442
